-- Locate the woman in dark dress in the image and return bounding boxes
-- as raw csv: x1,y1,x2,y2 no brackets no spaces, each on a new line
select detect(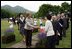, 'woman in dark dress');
18,13,26,42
